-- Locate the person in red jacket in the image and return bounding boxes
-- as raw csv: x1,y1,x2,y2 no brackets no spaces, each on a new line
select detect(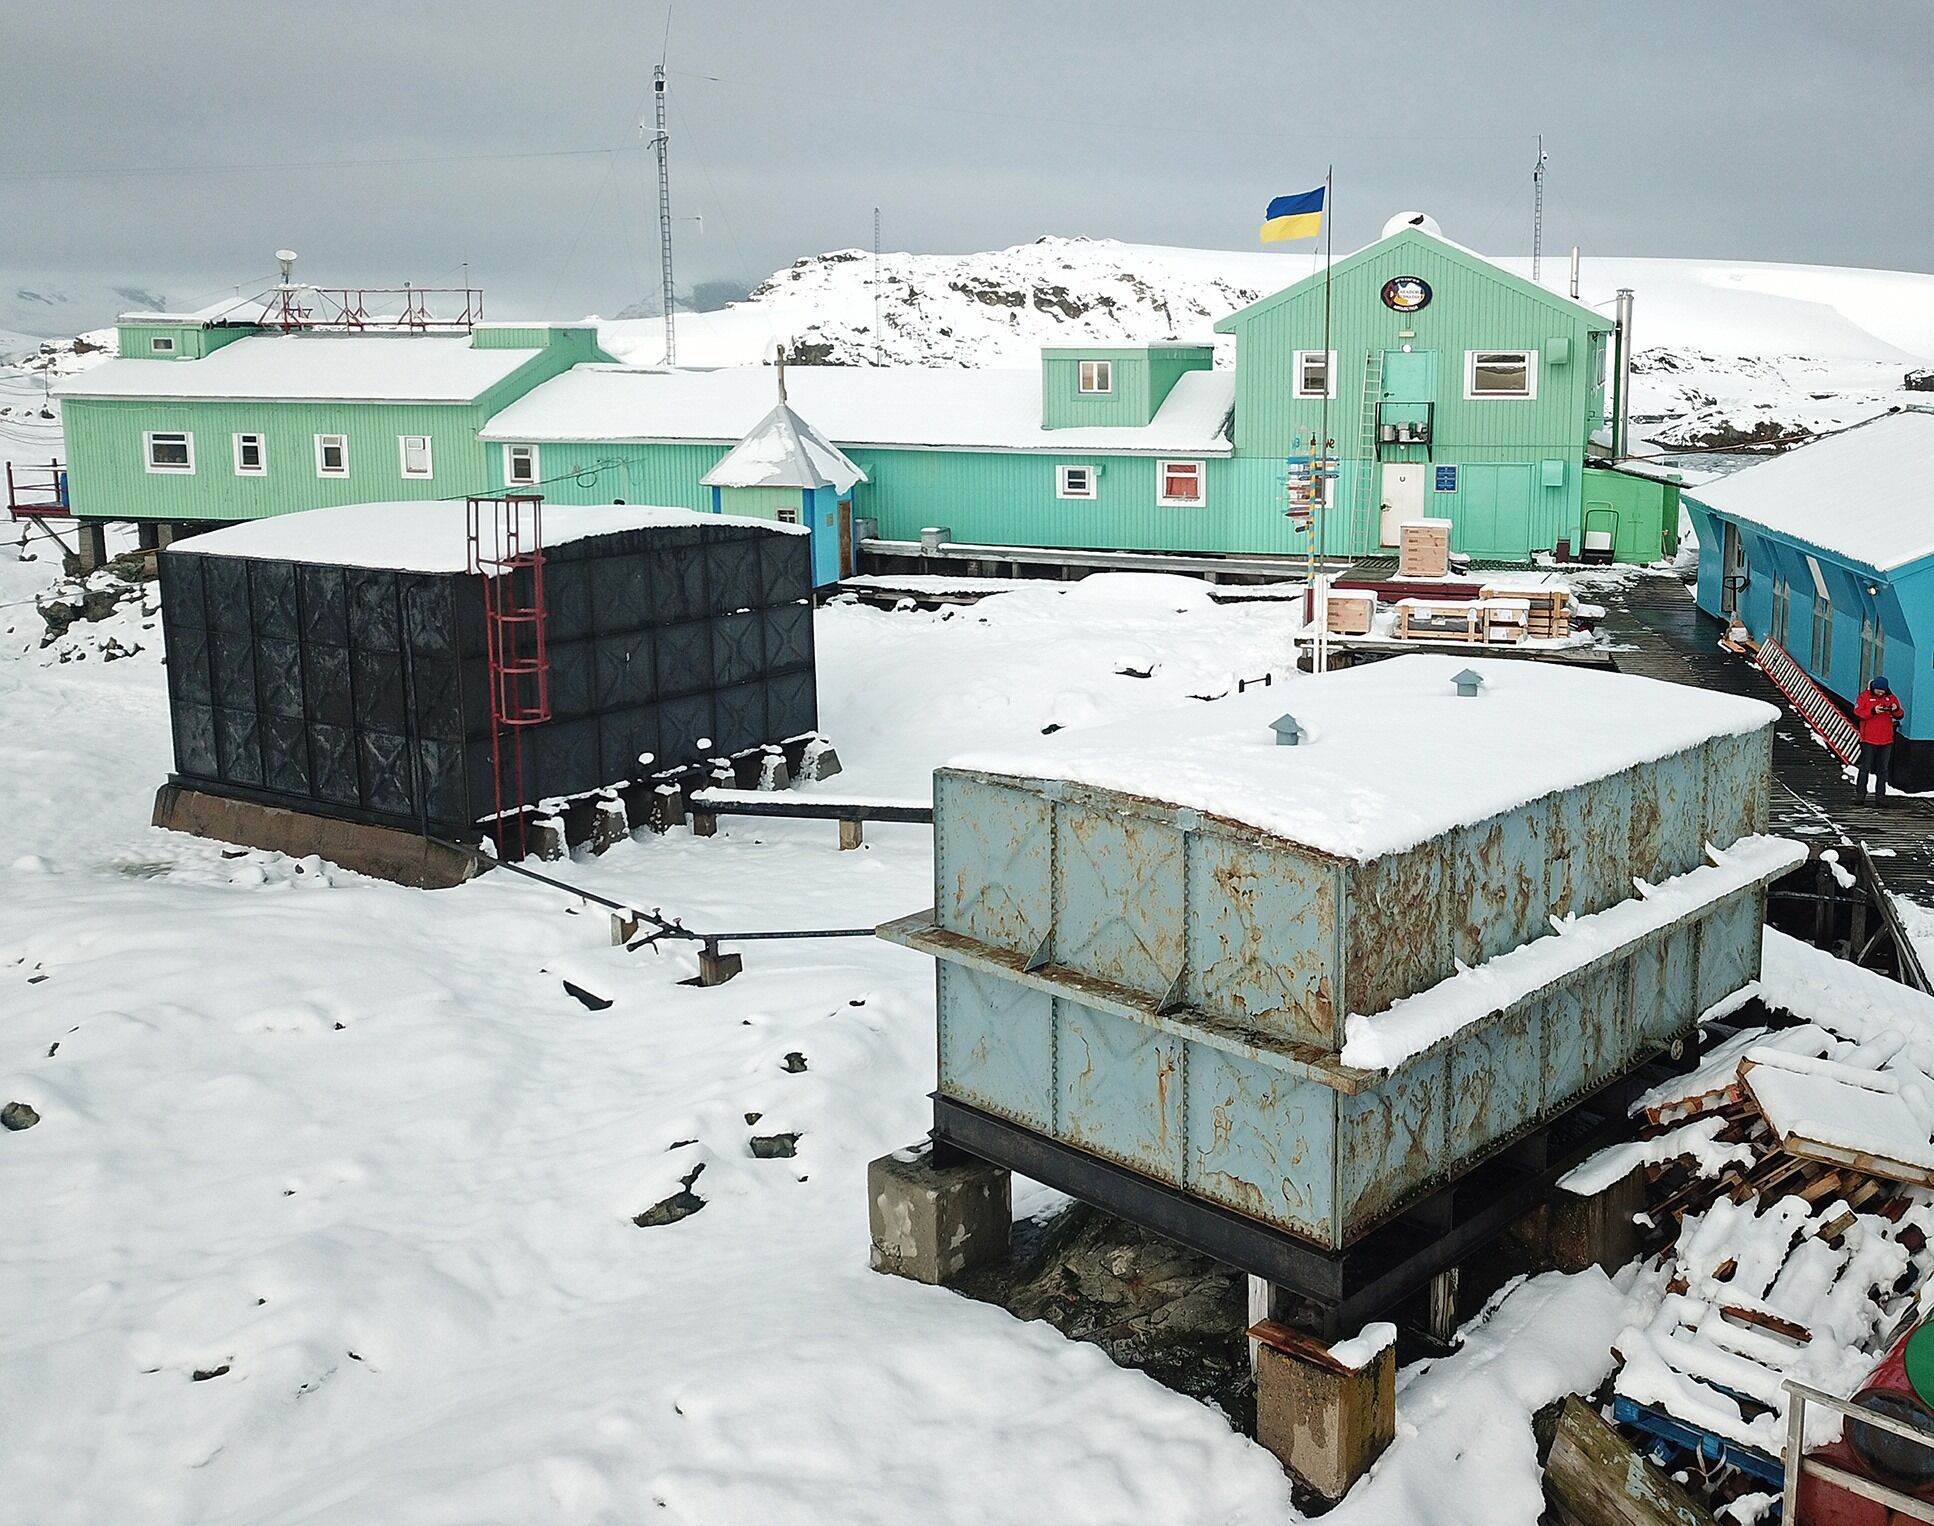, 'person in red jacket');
1854,675,1906,805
